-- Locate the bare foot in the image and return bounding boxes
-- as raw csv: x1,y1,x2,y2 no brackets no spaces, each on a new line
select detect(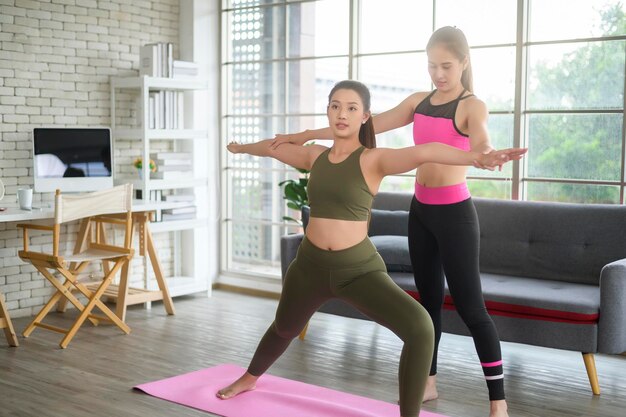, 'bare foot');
489,399,508,417
422,375,439,402
216,372,258,399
